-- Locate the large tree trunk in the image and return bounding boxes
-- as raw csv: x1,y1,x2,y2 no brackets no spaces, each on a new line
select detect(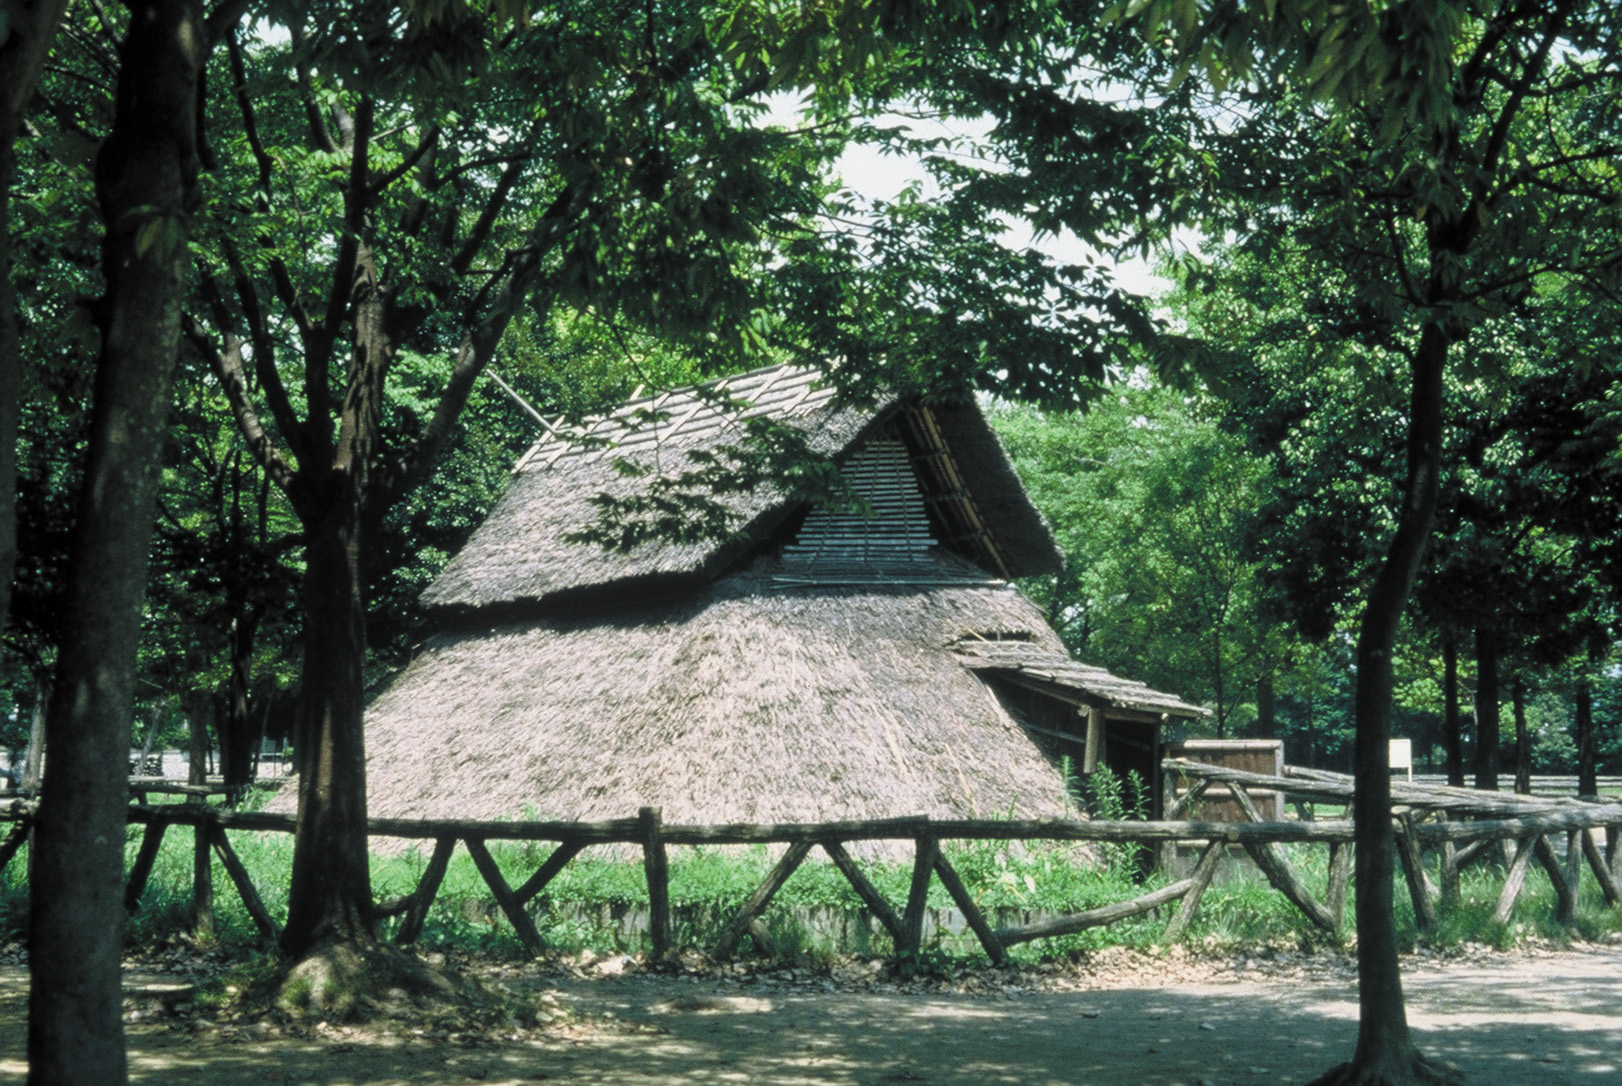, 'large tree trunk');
280,485,375,956
1576,672,1597,798
27,2,203,1081
1441,631,1464,787
1511,675,1530,795
1256,672,1276,738
0,142,19,640
1309,322,1449,1085
1473,624,1501,791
